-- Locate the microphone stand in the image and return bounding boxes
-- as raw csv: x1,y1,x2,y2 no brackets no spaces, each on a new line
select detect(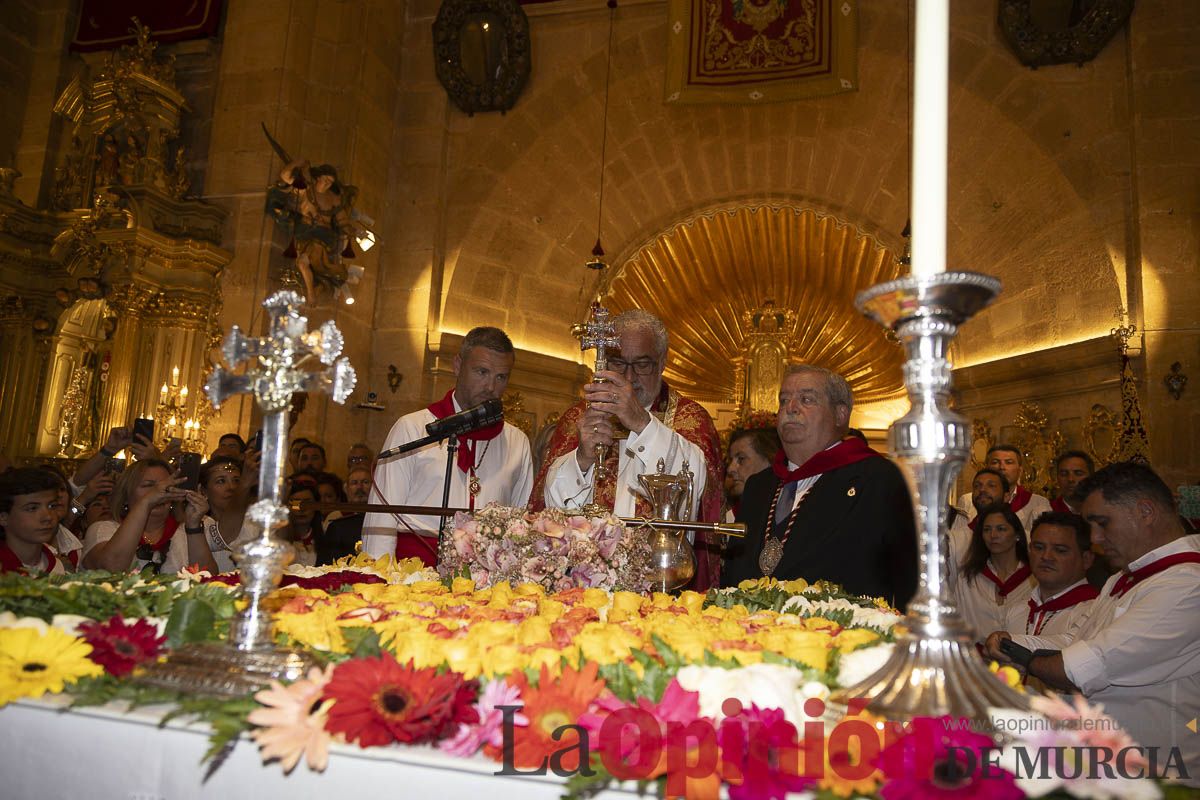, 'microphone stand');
374,428,462,555
440,433,458,553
